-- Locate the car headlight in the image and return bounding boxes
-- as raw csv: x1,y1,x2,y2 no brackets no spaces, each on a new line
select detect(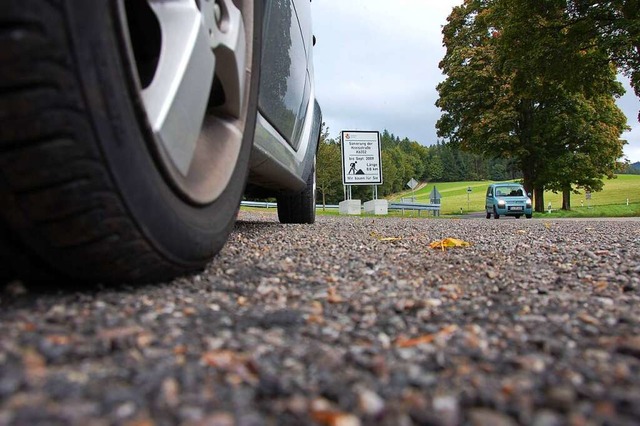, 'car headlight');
498,200,506,207
526,199,532,206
